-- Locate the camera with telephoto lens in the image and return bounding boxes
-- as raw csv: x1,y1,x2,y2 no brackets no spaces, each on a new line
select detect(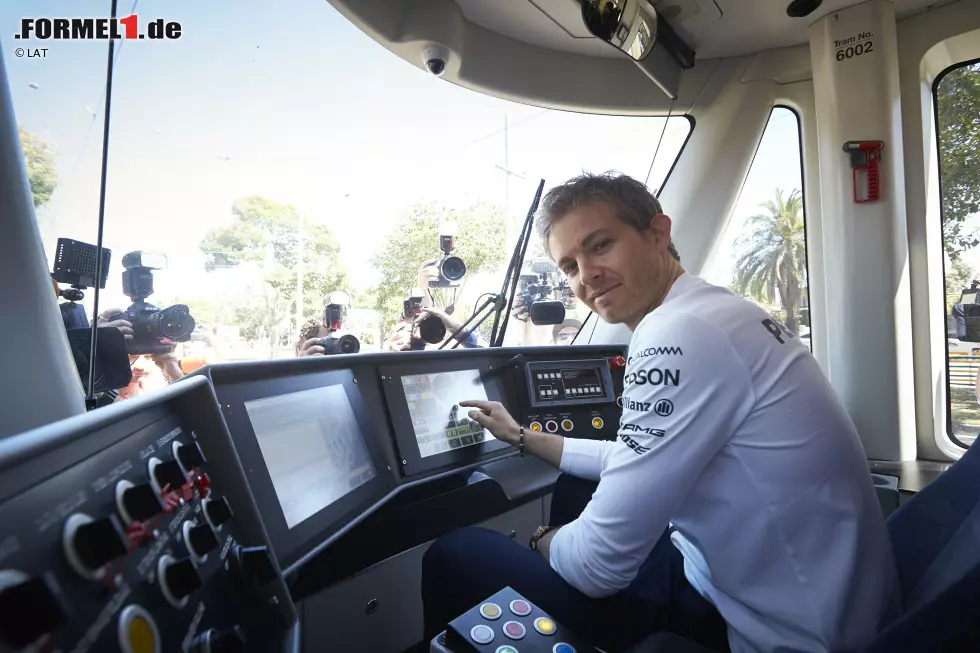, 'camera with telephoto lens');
956,280,980,342
429,222,467,288
114,251,195,355
515,257,566,325
315,291,360,355
402,291,446,350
